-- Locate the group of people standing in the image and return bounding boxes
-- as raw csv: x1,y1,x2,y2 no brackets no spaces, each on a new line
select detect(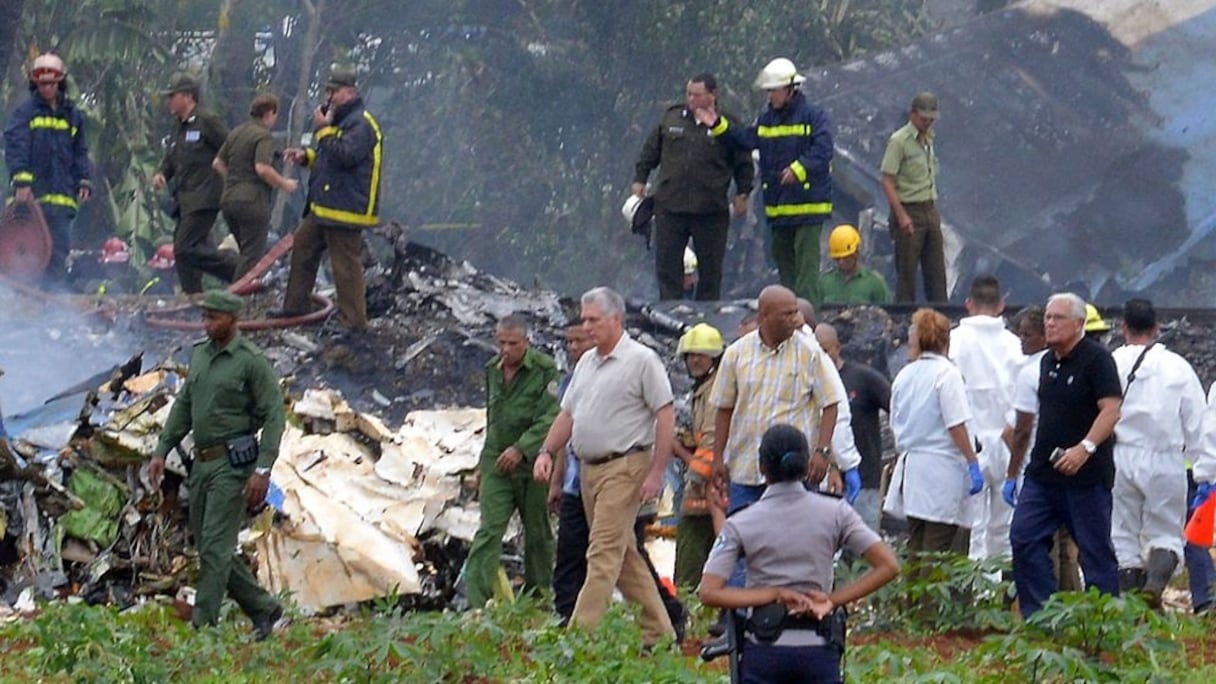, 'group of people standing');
4,54,380,333
632,58,942,306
